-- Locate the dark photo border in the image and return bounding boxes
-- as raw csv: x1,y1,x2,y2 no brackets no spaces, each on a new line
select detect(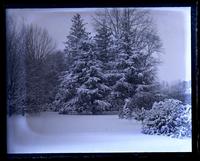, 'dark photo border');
0,0,199,160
